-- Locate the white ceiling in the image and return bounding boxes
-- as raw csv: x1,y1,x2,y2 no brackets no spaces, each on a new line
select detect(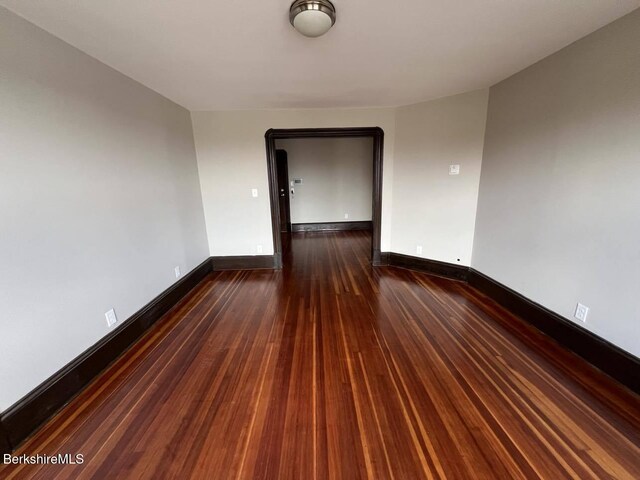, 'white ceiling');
2,1,638,110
